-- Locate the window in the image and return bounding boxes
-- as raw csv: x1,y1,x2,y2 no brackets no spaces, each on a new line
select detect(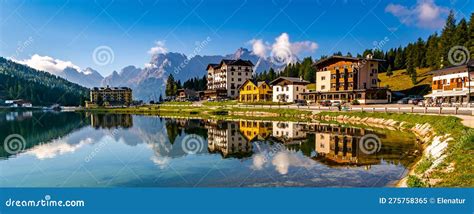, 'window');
321,85,326,90
276,87,279,92
321,76,326,80
238,78,241,81
372,79,377,84
296,87,299,91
